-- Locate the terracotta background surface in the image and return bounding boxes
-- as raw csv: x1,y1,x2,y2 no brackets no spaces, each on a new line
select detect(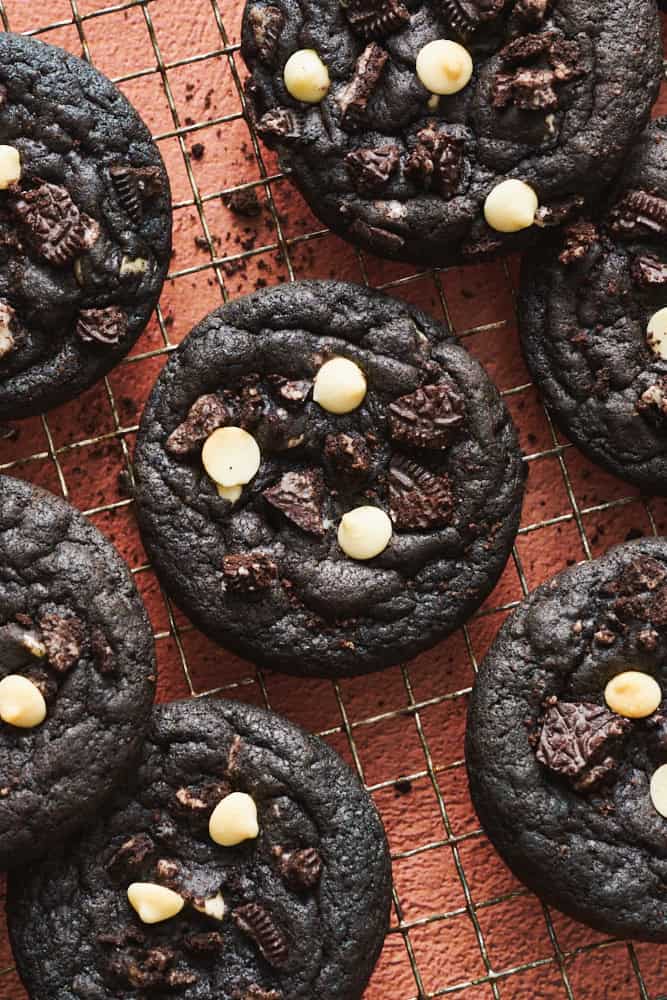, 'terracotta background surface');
0,2,665,998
